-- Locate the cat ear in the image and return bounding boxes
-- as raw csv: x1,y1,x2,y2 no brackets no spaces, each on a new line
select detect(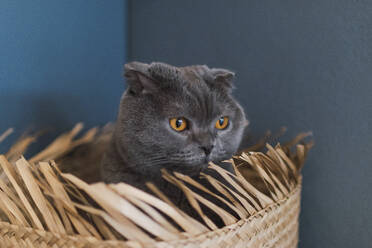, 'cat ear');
210,68,235,92
124,62,160,95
